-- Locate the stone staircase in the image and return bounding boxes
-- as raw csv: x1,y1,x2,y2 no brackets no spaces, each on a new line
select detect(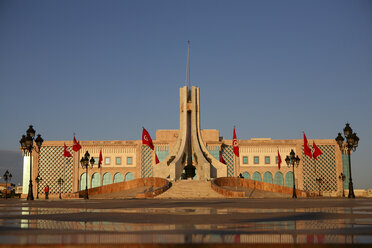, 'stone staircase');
156,180,225,199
